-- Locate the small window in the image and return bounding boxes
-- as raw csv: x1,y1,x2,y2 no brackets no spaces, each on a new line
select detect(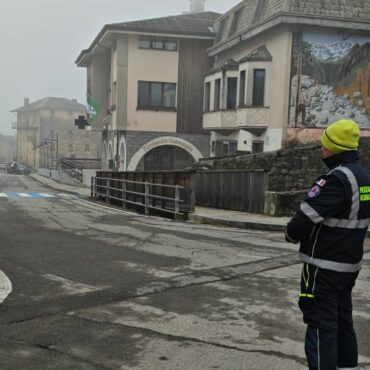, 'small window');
253,69,266,106
139,35,177,51
152,38,164,50
252,141,264,153
204,82,211,112
68,144,73,152
165,38,177,51
211,141,215,153
227,77,237,109
229,8,243,36
139,36,151,49
85,144,90,152
214,79,221,111
216,17,227,43
239,70,246,107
